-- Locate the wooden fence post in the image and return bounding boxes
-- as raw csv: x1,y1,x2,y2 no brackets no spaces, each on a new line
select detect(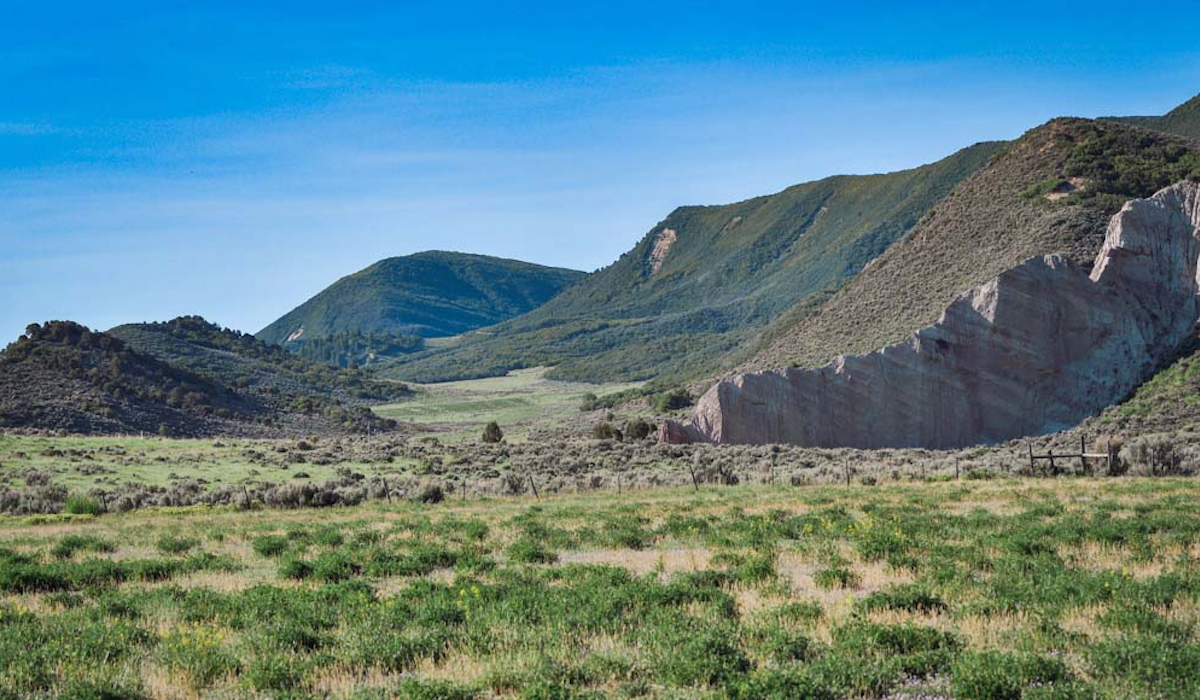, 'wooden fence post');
687,464,700,492
1080,435,1088,476
528,474,540,500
